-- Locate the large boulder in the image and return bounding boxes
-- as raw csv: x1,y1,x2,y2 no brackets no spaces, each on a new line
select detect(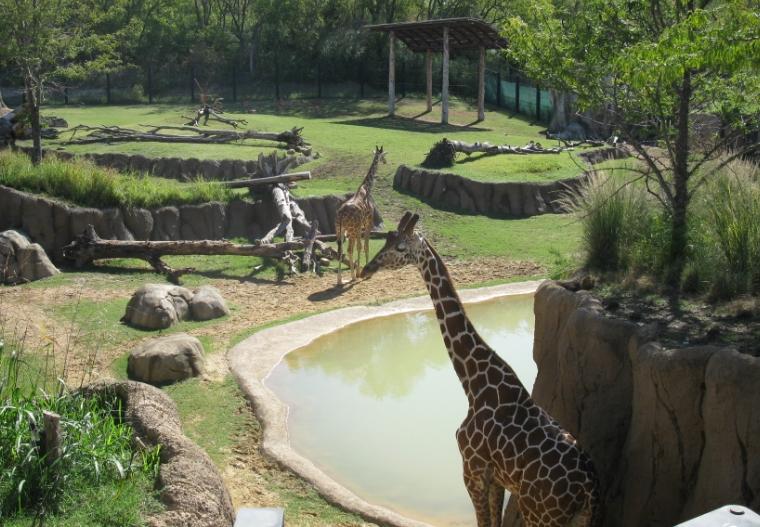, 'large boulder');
190,286,229,321
127,333,205,385
0,230,60,284
123,284,194,330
